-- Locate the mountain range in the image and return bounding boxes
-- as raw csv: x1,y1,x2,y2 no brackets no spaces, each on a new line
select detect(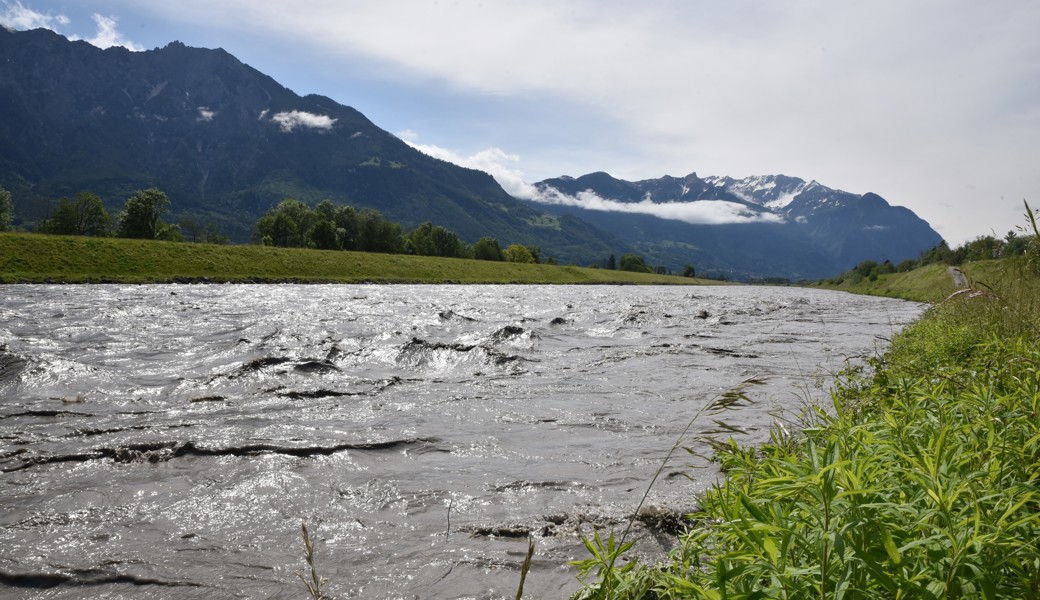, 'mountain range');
0,26,943,279
532,172,943,279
